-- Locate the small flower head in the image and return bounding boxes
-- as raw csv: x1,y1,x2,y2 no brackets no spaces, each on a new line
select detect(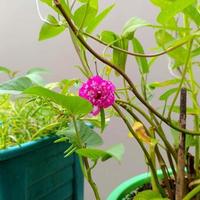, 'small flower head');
79,75,115,115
